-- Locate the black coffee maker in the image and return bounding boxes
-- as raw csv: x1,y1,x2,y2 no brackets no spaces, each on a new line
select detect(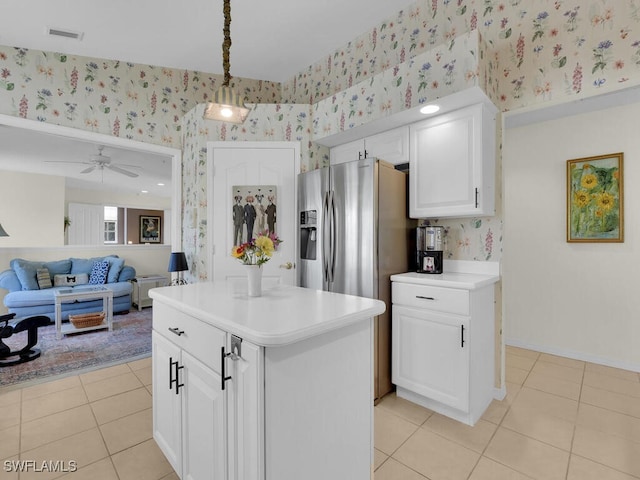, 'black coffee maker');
416,226,444,274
